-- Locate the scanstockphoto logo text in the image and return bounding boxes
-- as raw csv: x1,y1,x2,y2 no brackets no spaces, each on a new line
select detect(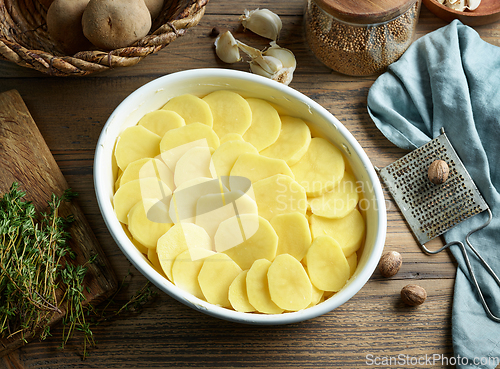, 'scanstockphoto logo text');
366,353,500,367
274,175,390,212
